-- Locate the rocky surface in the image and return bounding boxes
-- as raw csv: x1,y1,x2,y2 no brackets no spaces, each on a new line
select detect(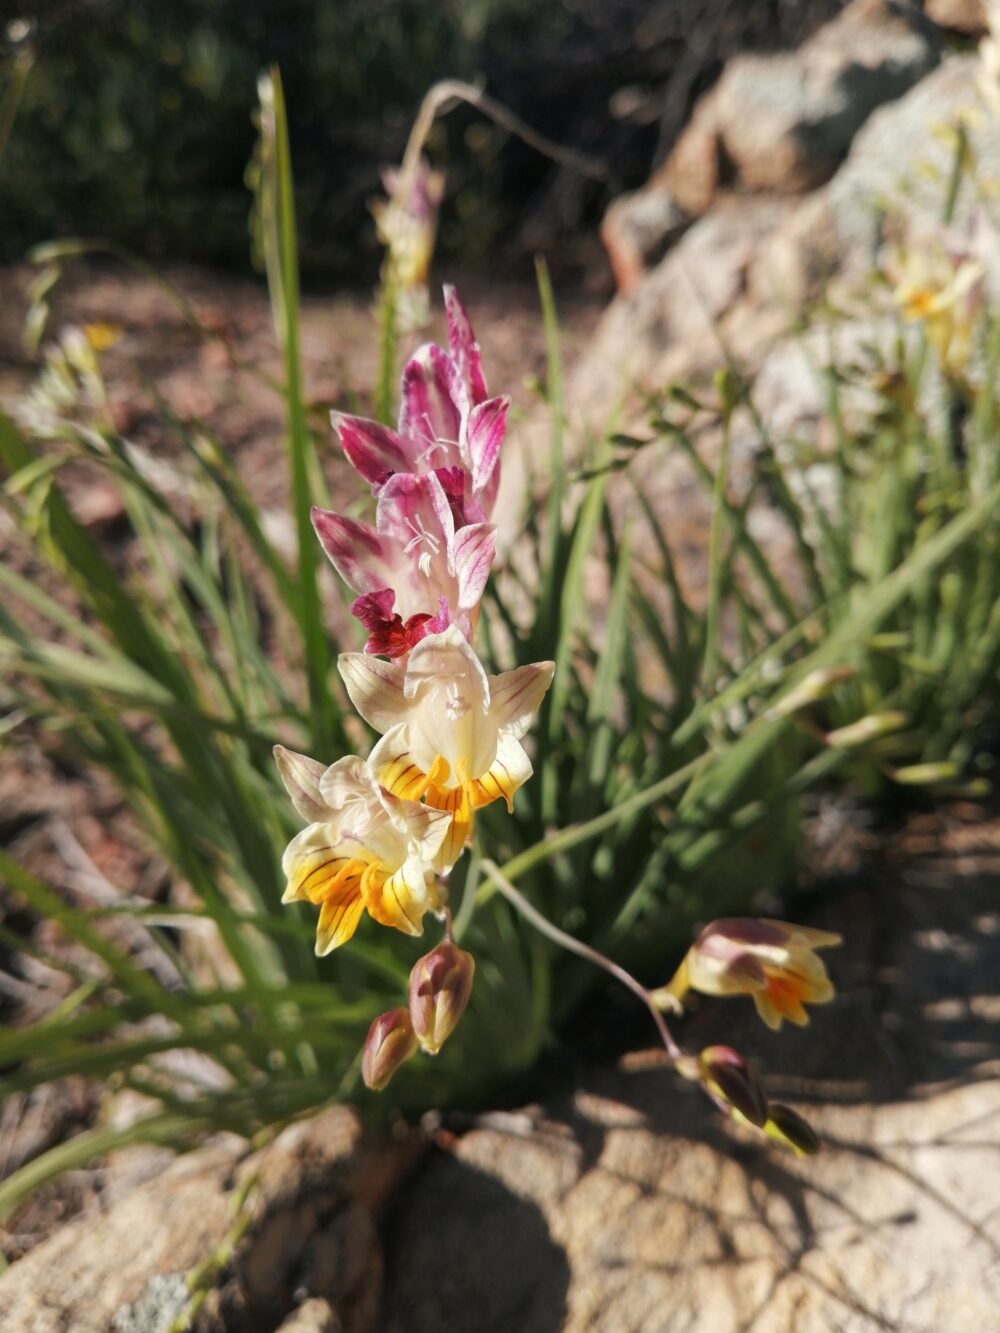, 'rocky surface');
601,0,942,292
576,51,1000,429
1,813,998,1331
